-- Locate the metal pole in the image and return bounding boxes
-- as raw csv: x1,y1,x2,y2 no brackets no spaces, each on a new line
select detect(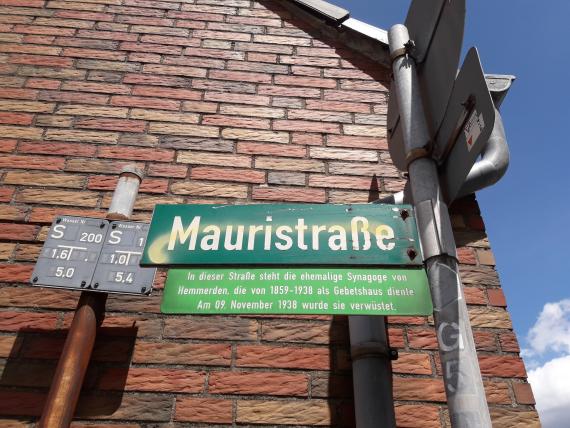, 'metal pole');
388,25,492,427
38,166,143,428
349,315,396,427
